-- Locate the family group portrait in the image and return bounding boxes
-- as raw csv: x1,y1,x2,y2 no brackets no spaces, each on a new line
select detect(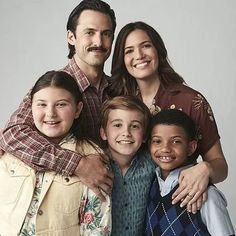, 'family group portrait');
0,0,235,235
